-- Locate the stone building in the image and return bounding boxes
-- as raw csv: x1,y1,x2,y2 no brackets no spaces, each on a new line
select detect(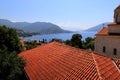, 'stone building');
95,5,120,58
114,5,120,24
